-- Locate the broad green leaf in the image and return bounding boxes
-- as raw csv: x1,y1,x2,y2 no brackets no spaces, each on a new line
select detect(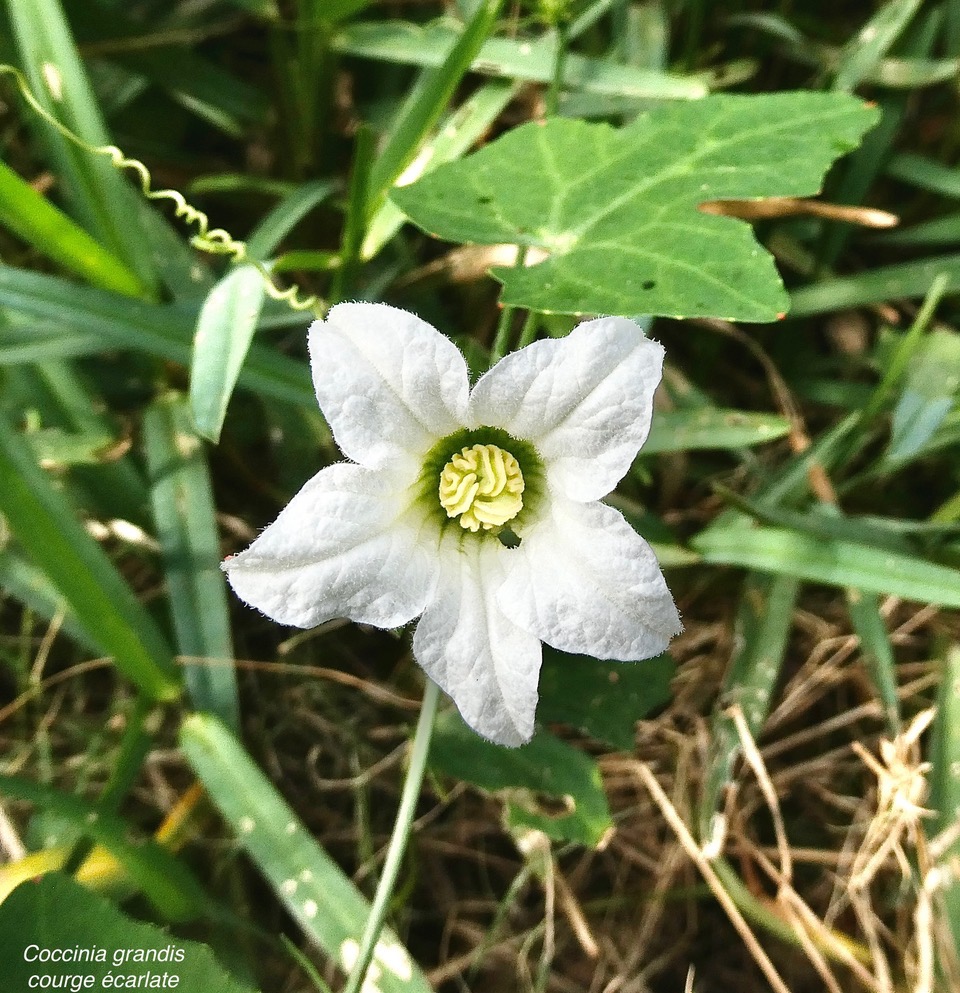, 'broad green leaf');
0,874,252,990
692,521,960,607
181,714,432,993
429,711,613,847
0,416,179,701
190,265,267,442
887,329,960,463
537,648,674,750
144,395,240,730
0,159,144,296
393,93,877,319
643,408,791,454
334,20,707,100
0,777,204,920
